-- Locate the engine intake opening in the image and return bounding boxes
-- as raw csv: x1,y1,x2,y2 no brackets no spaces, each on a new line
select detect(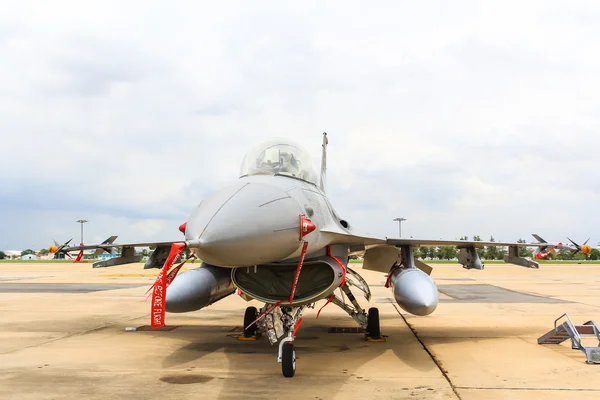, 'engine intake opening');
232,258,344,306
